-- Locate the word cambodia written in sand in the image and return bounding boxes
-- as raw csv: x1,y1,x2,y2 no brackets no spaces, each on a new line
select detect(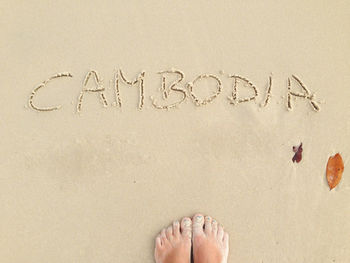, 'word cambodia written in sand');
28,69,321,113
